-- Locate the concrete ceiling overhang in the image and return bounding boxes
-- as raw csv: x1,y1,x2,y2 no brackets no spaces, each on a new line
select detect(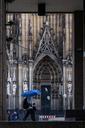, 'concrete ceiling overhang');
6,0,83,12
